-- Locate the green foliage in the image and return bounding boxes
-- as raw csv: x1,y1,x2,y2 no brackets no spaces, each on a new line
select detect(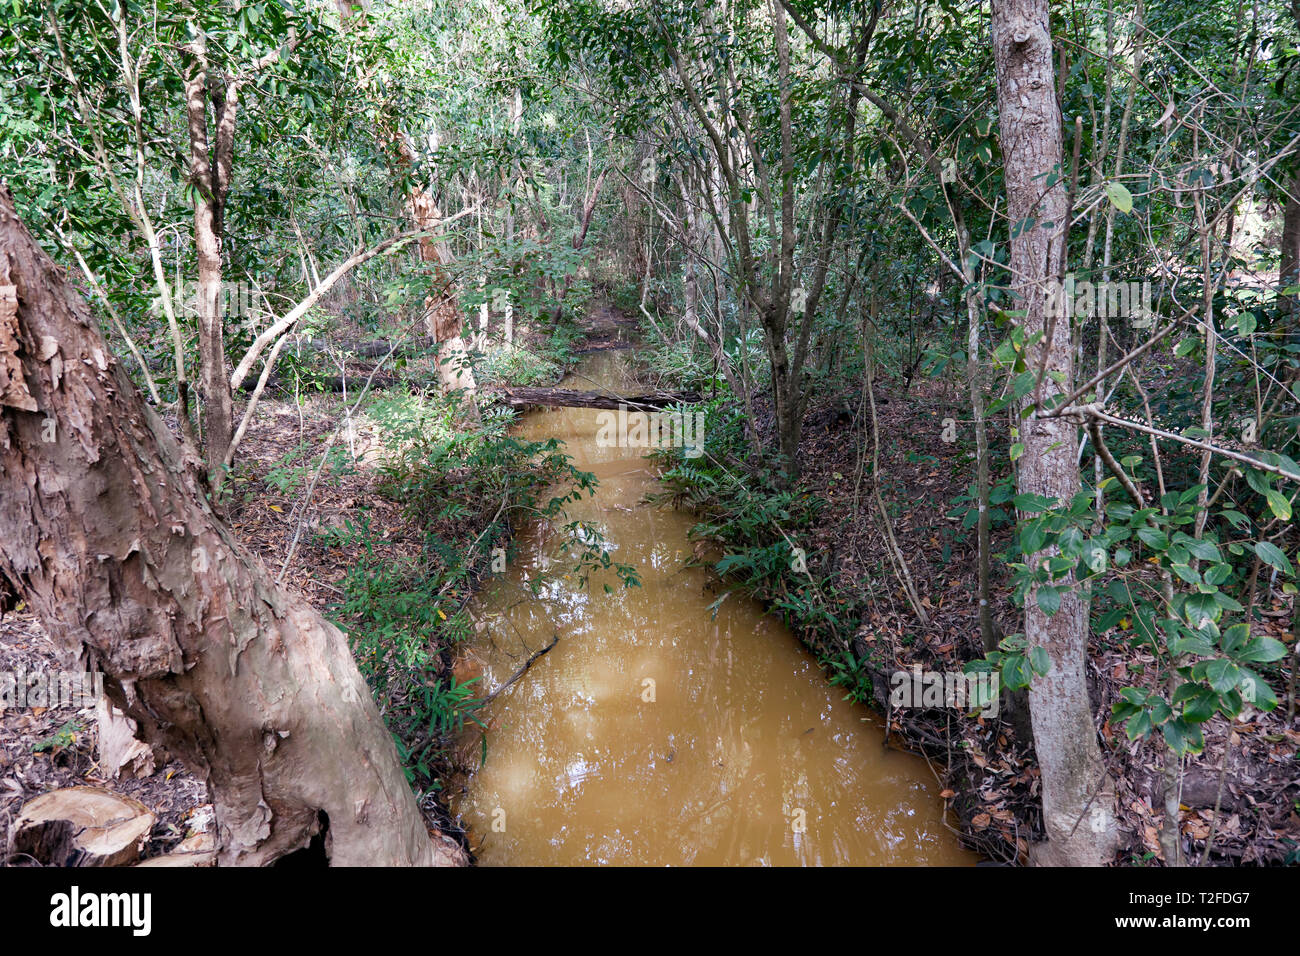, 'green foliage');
332,519,483,788
995,465,1295,757
652,399,849,656
330,386,641,787
31,719,82,756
